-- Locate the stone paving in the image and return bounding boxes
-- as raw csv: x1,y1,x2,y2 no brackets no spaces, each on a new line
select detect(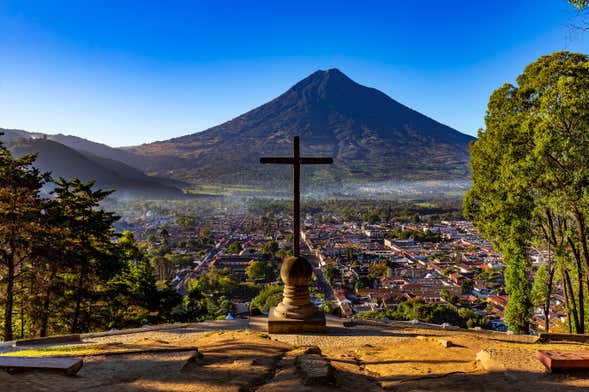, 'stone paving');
0,317,587,391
